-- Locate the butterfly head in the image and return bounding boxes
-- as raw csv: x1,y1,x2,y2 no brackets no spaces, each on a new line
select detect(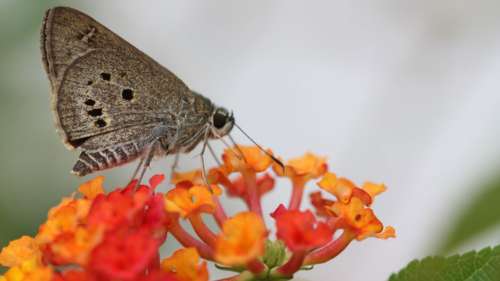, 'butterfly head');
210,107,234,139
